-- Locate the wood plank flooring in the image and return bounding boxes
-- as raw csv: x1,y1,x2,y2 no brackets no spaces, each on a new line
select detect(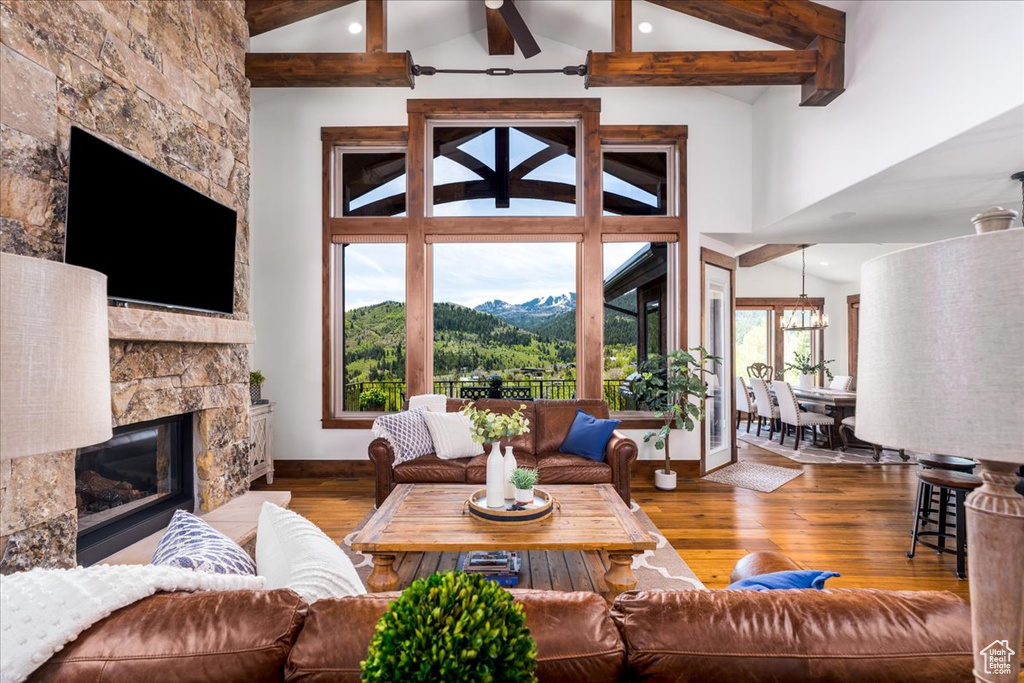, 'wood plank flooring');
252,437,970,601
